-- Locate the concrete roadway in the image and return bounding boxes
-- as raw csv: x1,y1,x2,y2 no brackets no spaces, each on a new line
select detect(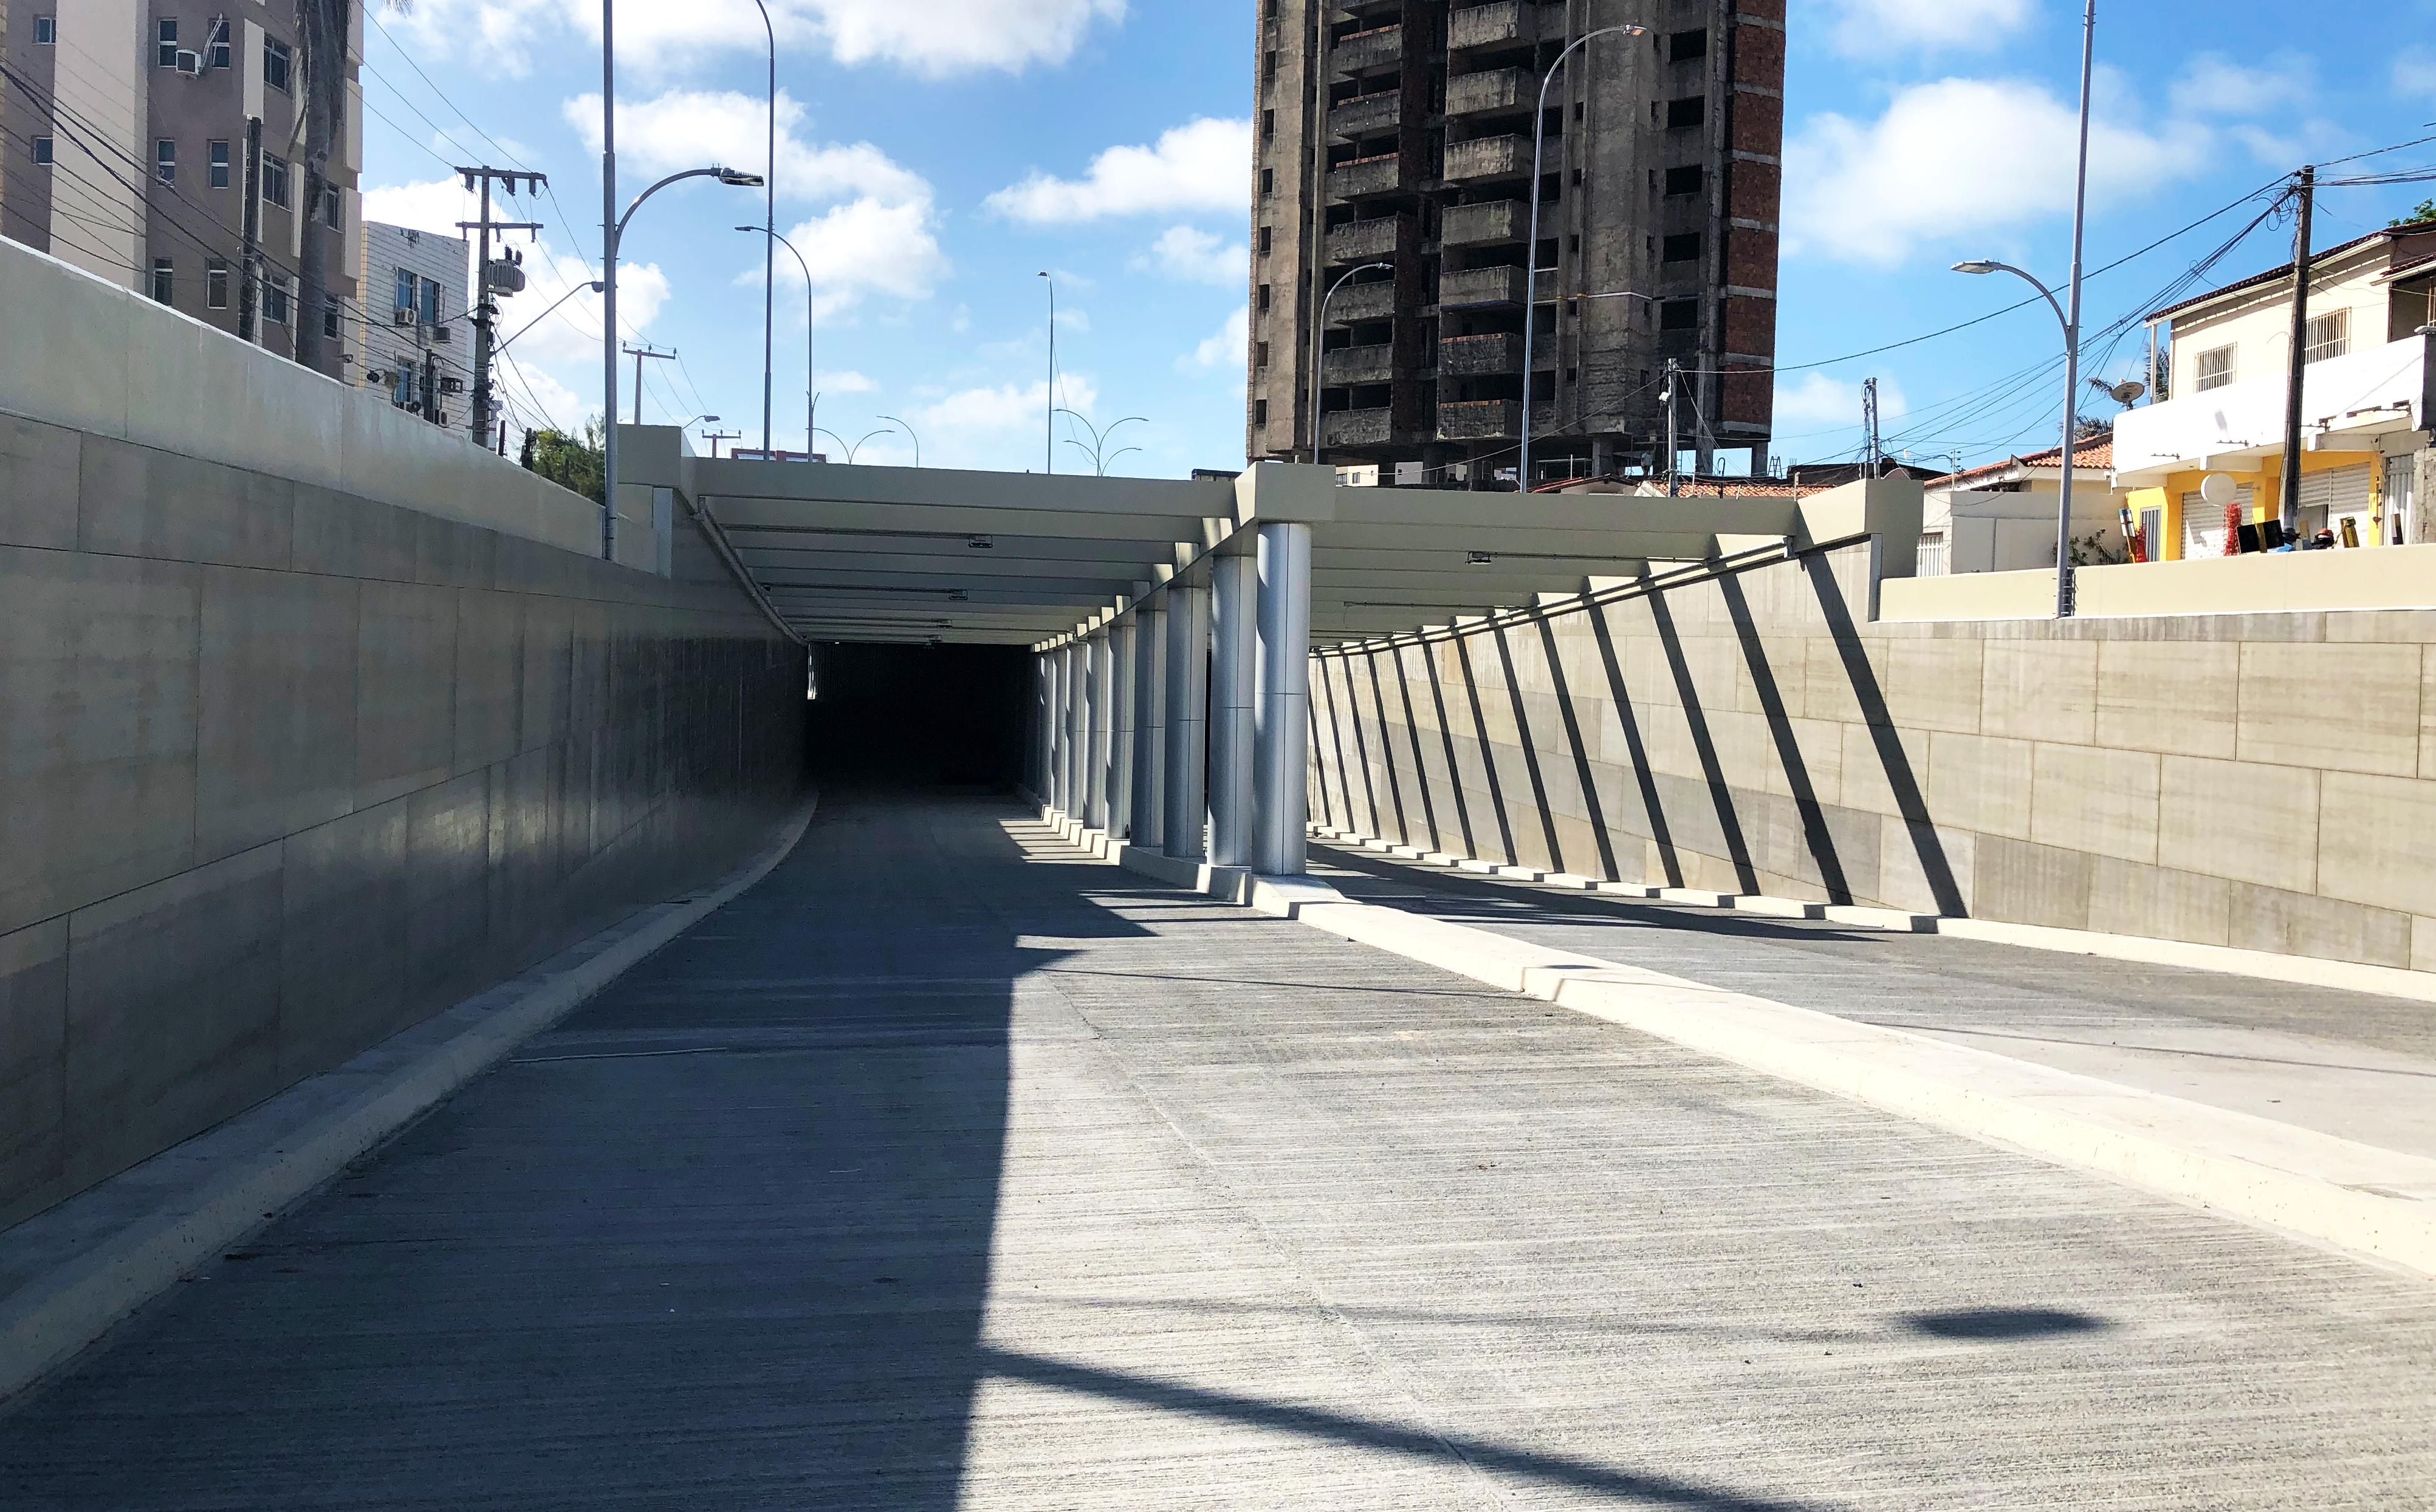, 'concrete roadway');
2,792,2431,1509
